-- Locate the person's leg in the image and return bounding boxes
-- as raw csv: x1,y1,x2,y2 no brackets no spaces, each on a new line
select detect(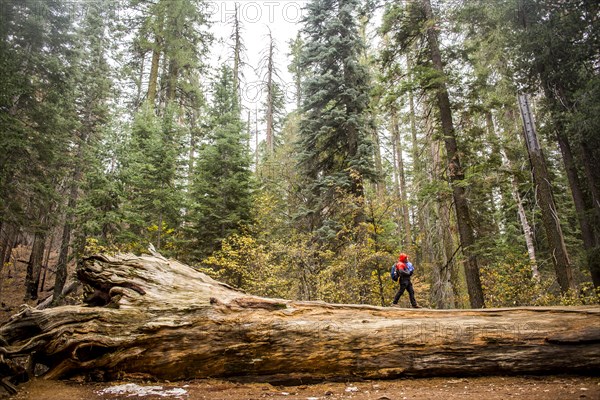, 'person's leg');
393,283,406,304
407,282,418,307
